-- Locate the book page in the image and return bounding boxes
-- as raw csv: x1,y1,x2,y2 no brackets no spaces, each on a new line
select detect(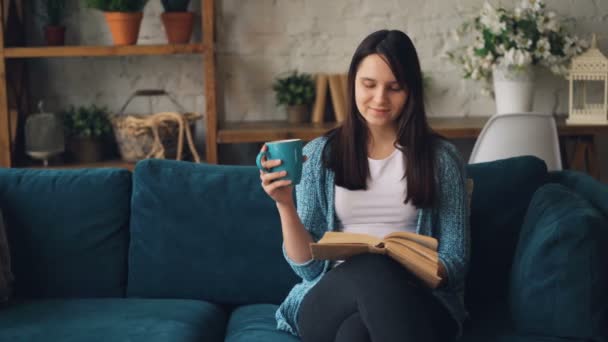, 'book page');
310,244,385,261
384,231,438,251
317,231,383,247
310,231,441,288
385,241,441,289
385,238,438,263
